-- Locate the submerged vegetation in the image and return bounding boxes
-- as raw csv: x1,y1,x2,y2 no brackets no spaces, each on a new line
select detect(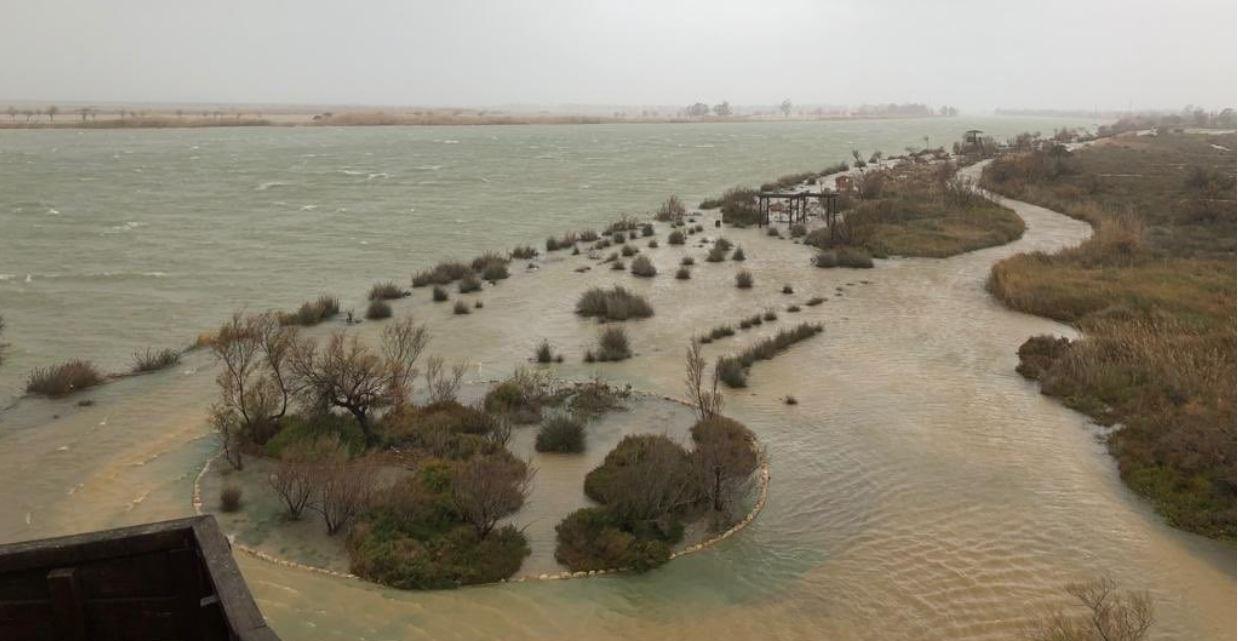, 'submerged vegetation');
278,295,340,327
983,131,1236,537
714,323,825,388
26,359,104,397
575,286,654,321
